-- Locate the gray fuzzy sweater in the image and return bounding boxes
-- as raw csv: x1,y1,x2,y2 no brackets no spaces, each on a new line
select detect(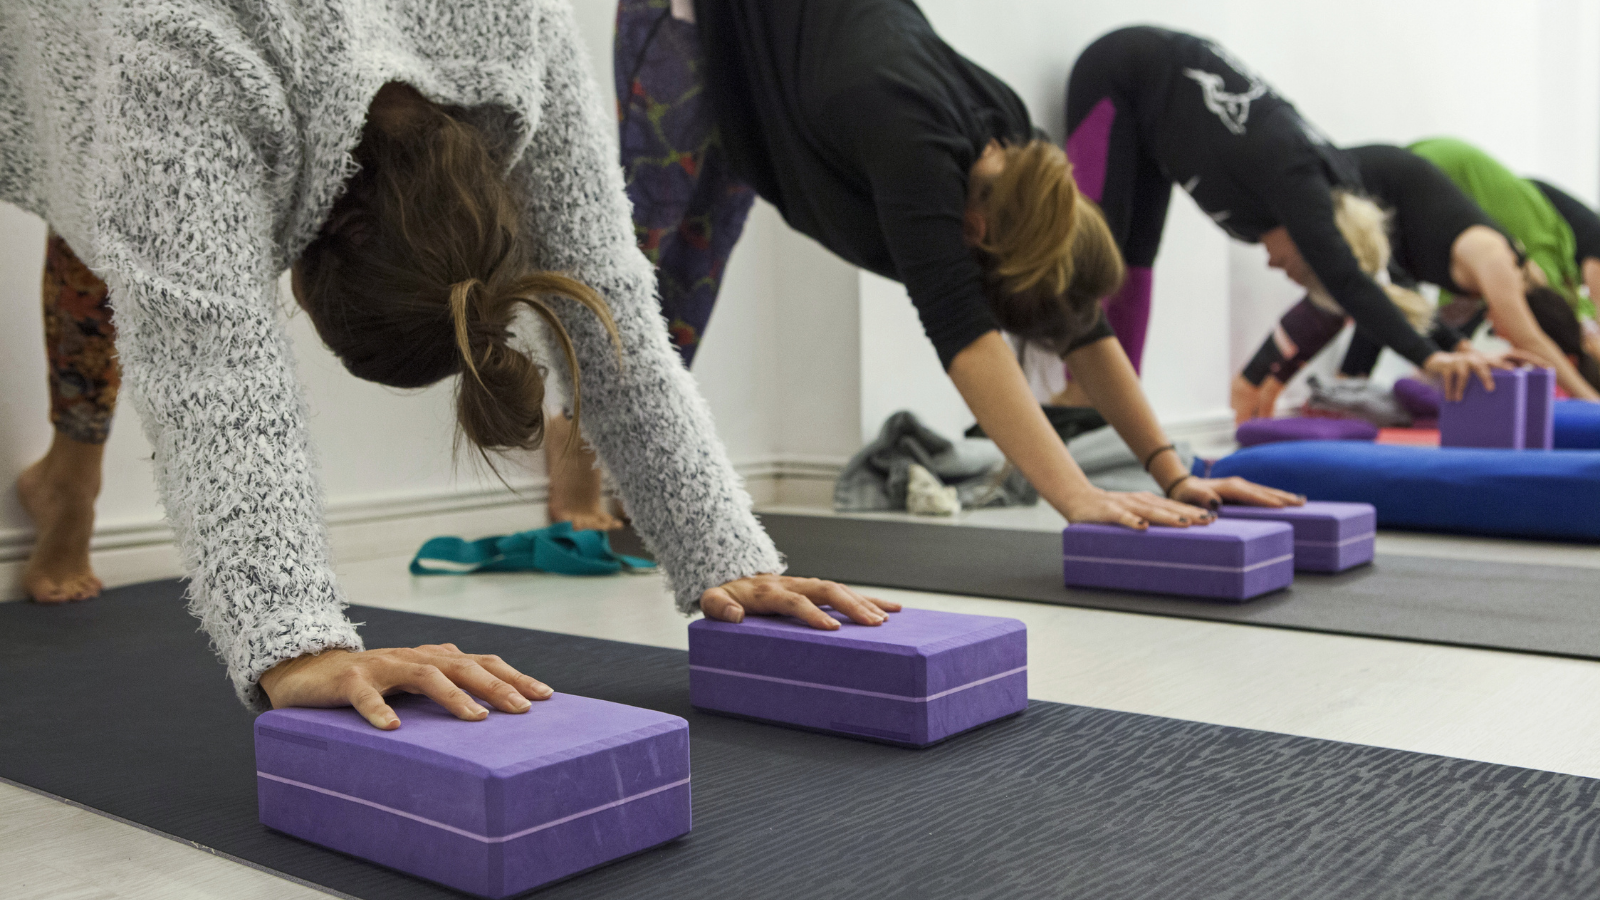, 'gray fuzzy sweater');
0,0,783,708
